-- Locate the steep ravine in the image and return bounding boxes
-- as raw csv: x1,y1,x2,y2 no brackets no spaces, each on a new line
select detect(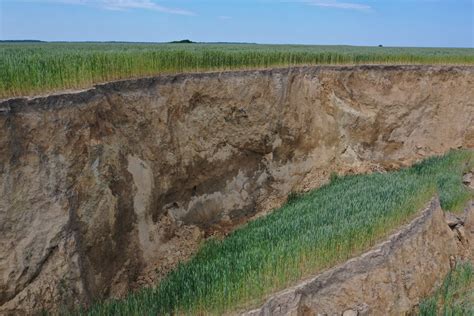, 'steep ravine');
1,65,473,313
